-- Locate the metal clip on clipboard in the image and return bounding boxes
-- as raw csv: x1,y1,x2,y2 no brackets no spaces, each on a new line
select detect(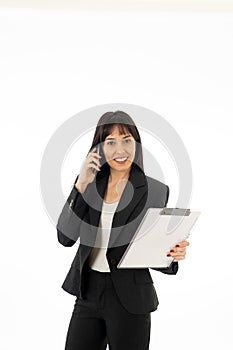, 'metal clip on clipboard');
160,208,190,216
